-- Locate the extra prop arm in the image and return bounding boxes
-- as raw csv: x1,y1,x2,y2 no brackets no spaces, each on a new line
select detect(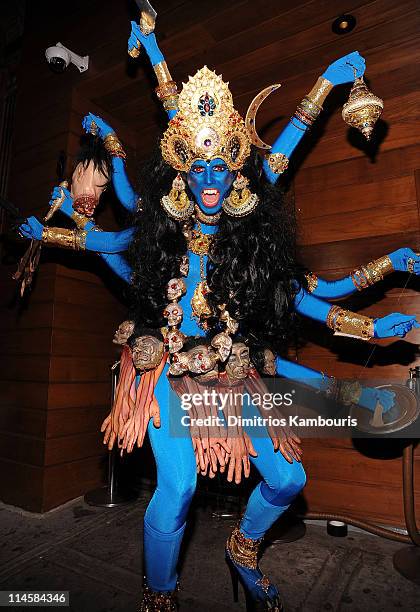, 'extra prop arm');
293,288,419,340
128,24,178,120
82,114,139,212
263,52,366,184
18,216,134,254
275,357,395,414
304,249,420,299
